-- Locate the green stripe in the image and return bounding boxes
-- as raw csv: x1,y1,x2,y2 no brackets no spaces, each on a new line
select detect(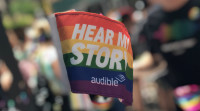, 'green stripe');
63,53,133,80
